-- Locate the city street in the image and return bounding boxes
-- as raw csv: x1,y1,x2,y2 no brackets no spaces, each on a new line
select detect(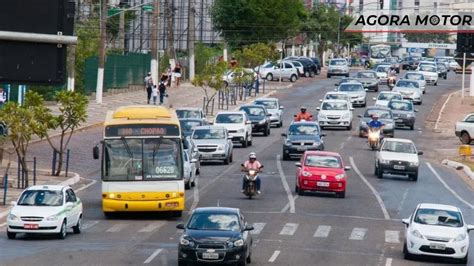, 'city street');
0,70,473,266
